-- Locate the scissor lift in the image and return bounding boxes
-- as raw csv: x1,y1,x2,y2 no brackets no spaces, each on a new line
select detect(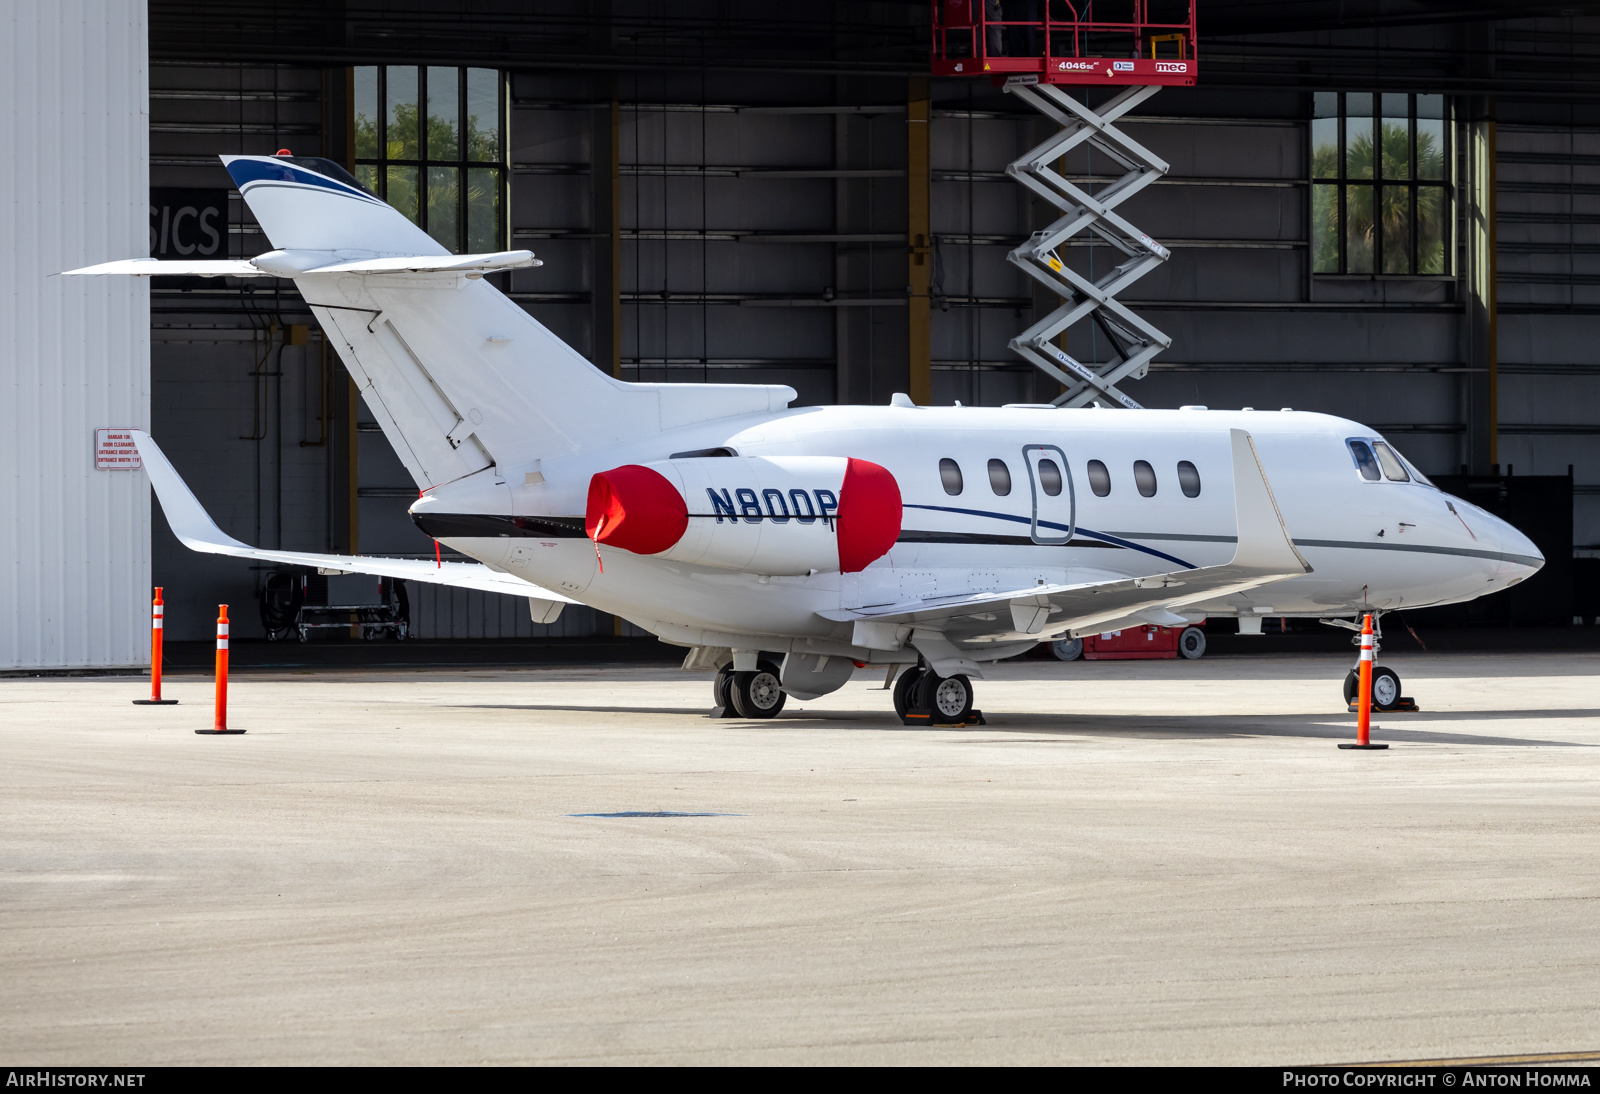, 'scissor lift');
931,2,1197,407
